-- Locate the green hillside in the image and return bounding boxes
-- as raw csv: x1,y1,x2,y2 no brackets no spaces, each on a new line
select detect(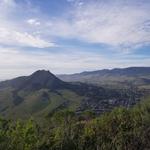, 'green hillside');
0,88,84,120
0,70,148,120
